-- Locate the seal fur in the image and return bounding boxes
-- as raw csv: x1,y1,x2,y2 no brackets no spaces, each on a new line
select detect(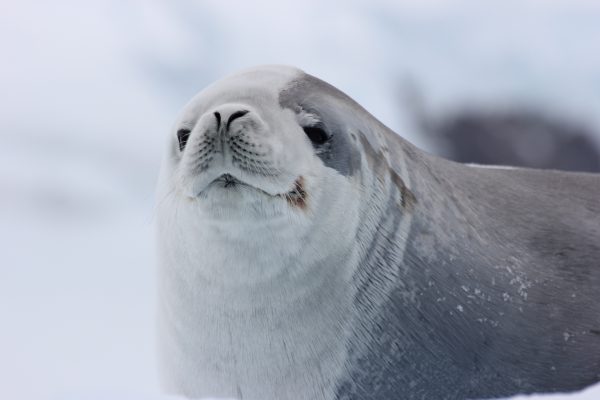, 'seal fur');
157,65,600,400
